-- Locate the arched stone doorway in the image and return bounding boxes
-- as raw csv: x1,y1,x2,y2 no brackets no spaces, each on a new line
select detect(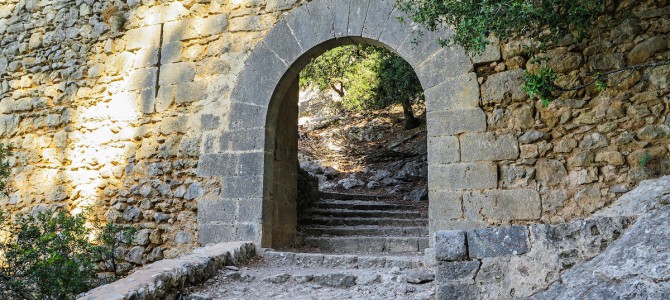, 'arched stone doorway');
198,0,485,248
